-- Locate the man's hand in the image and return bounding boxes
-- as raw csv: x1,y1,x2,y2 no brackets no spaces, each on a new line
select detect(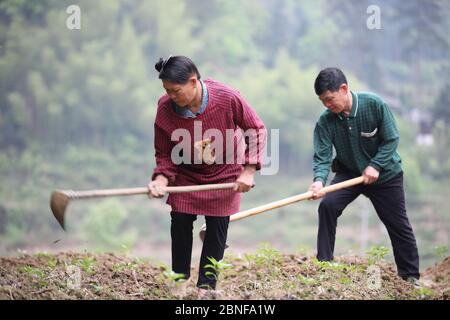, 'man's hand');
363,166,379,185
308,180,325,200
147,175,169,198
234,165,256,193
